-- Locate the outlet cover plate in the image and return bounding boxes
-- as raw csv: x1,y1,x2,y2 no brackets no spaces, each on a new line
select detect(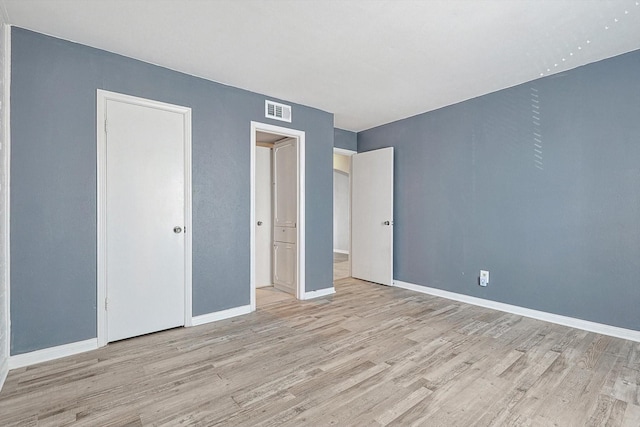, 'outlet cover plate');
480,270,489,287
